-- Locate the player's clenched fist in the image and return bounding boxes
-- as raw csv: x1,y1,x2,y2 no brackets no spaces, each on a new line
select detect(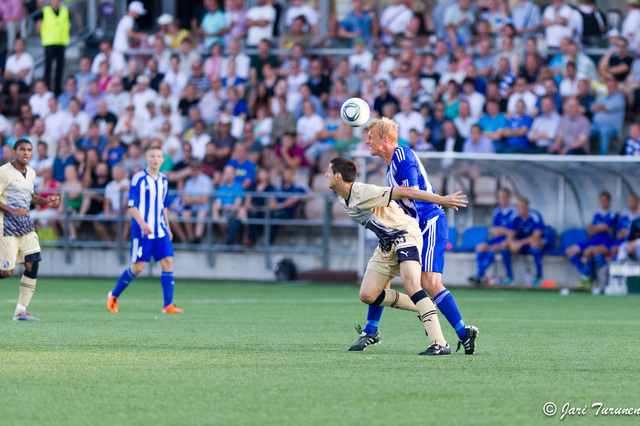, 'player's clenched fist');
46,195,60,208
